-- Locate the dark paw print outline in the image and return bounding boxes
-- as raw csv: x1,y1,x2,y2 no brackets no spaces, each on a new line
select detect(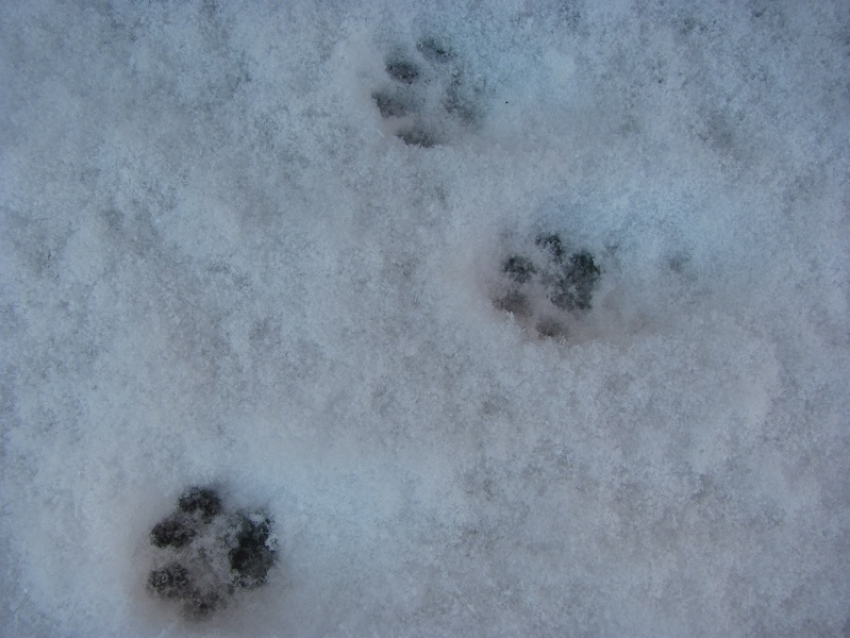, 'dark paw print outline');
372,35,487,147
147,487,276,620
496,233,601,338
